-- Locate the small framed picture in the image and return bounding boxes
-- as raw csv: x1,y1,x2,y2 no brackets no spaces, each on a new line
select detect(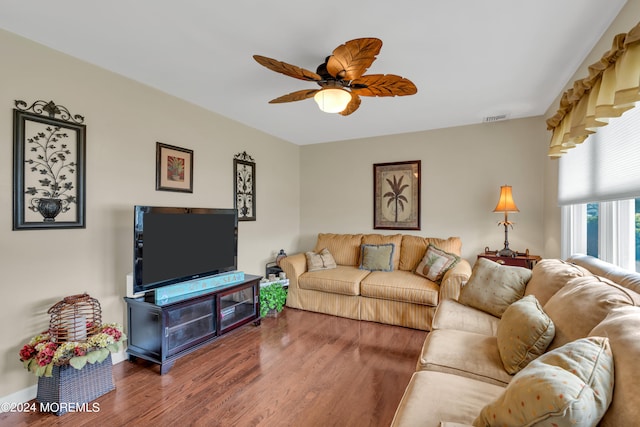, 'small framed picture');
156,142,193,193
373,160,421,230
